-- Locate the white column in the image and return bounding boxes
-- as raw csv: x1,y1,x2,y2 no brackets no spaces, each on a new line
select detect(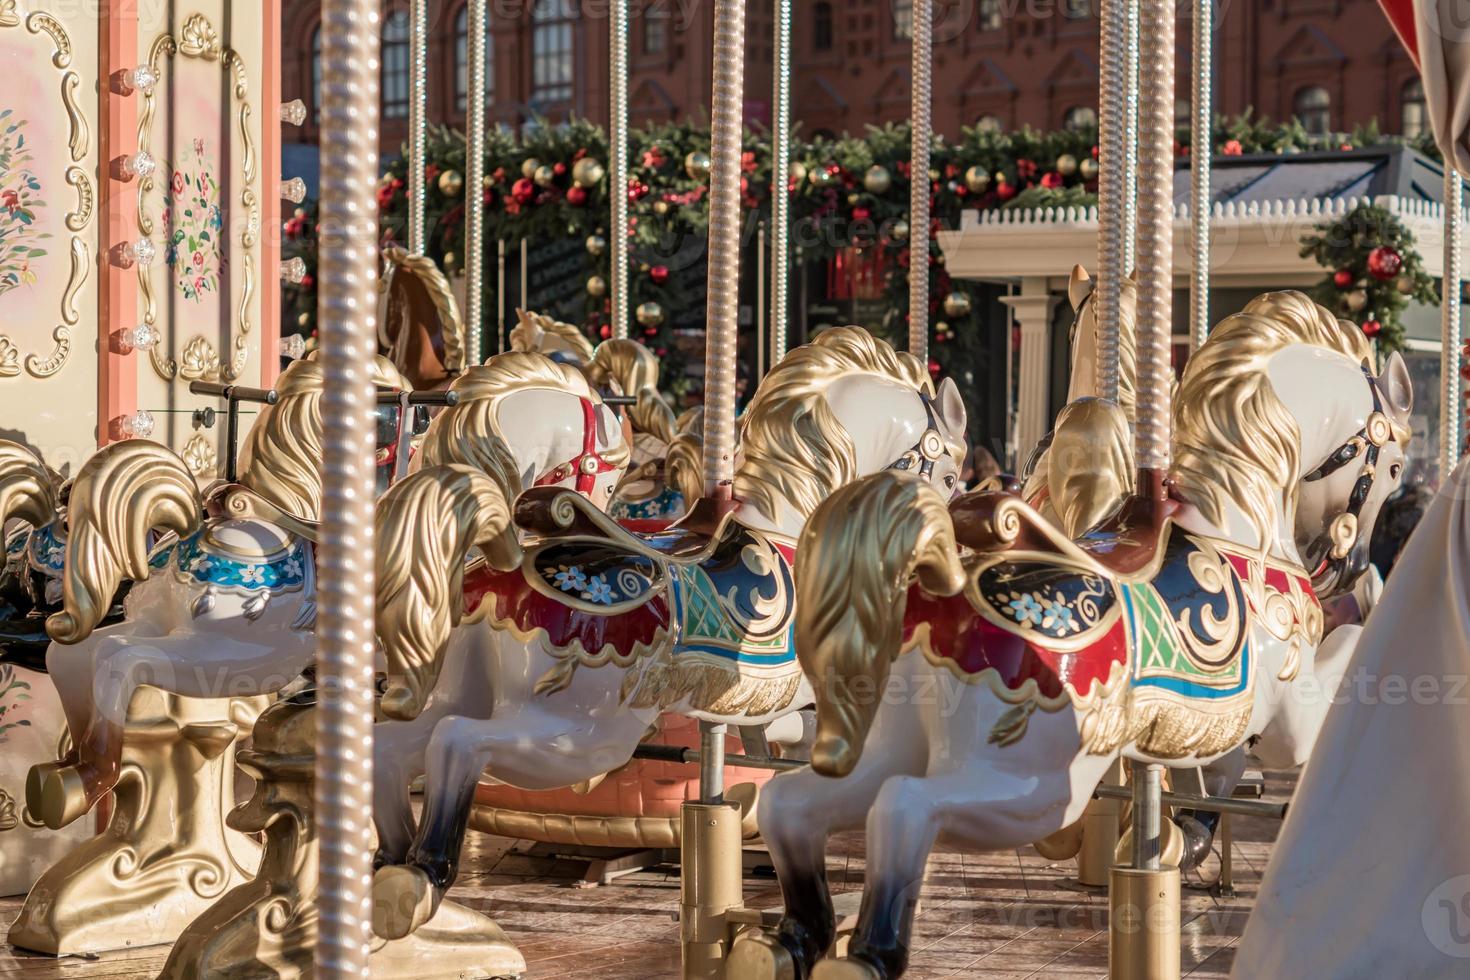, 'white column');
1002,279,1059,465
